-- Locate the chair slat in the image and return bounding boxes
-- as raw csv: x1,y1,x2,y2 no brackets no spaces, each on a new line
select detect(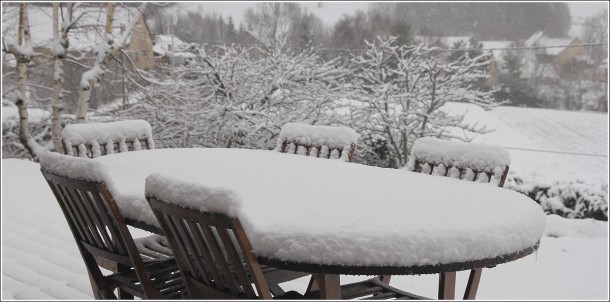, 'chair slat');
41,169,183,299
201,224,241,294
216,227,258,298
